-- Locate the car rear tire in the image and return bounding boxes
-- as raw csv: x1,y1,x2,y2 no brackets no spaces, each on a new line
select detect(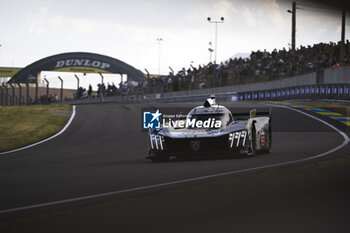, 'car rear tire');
248,121,256,156
149,151,169,162
259,119,272,154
